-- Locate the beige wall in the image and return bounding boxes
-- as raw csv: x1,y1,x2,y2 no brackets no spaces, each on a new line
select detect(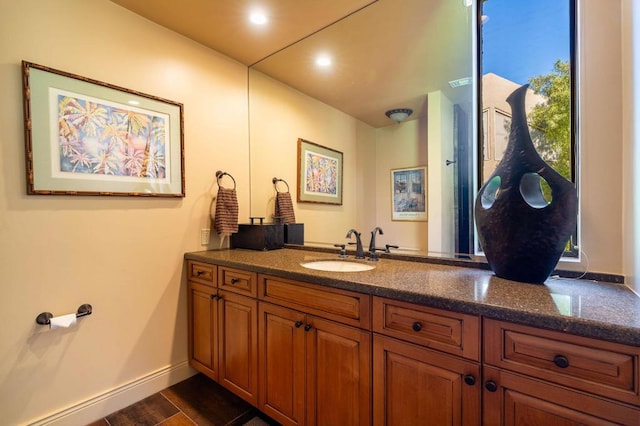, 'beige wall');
375,113,428,252
427,91,456,255
574,0,624,277
0,0,249,424
0,0,635,424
